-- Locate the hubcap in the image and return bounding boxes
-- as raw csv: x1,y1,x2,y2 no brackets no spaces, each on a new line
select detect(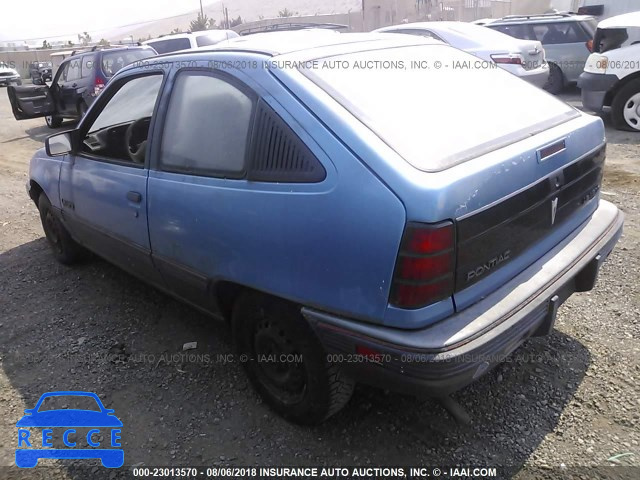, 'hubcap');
253,318,306,404
623,92,640,131
45,115,53,126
